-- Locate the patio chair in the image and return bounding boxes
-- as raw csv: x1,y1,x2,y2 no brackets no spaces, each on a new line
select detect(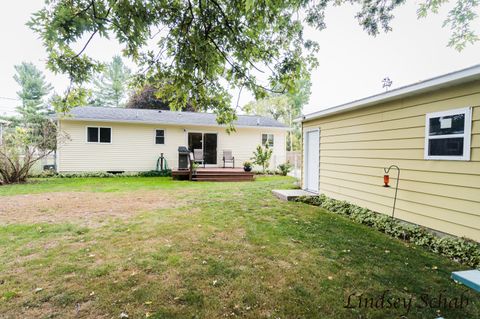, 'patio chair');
193,149,205,167
223,150,235,168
